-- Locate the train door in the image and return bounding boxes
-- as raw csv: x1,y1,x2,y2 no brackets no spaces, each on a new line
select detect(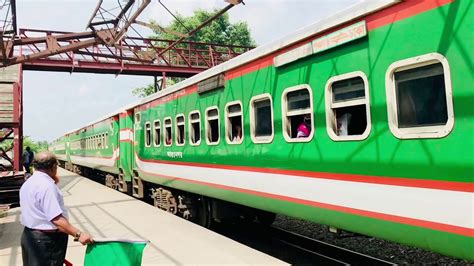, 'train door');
118,109,134,194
